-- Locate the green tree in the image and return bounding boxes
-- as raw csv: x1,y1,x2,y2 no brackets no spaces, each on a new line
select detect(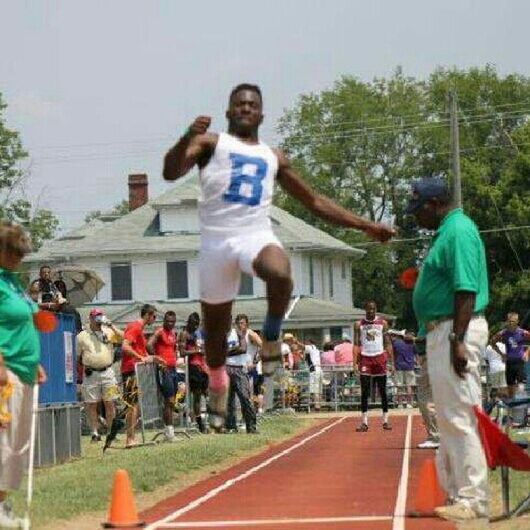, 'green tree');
276,66,530,329
0,93,58,249
84,199,130,223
